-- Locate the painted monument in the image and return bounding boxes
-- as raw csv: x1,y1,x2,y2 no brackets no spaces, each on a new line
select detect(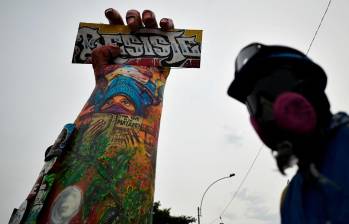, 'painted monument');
9,23,202,224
